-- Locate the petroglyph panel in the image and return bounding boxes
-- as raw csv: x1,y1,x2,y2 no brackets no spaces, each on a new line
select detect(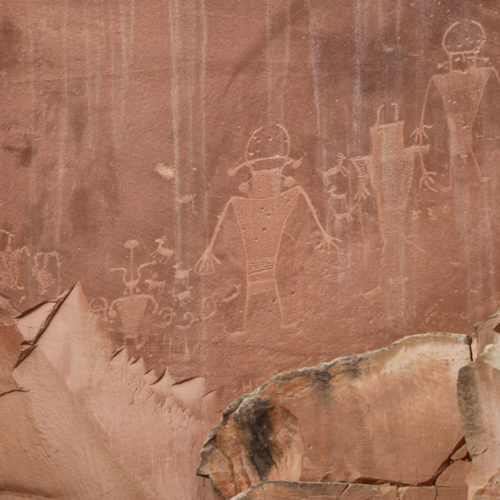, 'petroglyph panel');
1,1,500,499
